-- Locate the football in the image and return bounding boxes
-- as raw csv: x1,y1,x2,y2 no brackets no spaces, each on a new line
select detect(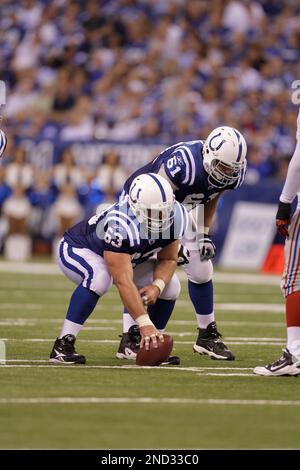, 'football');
136,334,173,366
